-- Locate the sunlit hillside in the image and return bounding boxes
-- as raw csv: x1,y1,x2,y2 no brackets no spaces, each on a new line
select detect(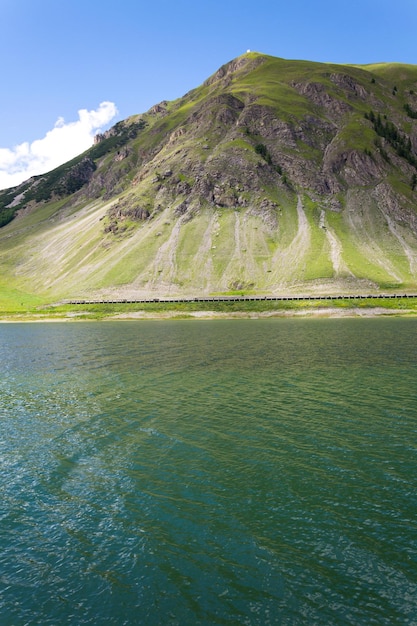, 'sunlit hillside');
1,52,417,305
